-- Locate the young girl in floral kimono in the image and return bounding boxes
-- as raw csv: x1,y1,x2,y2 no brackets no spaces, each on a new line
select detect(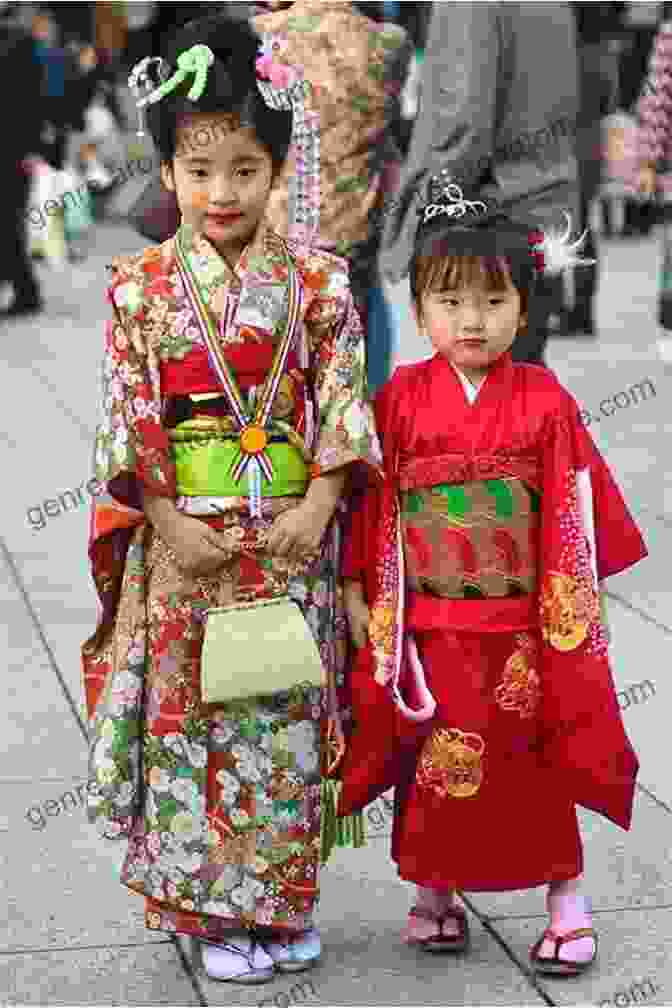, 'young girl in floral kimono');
340,179,647,975
82,16,380,984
